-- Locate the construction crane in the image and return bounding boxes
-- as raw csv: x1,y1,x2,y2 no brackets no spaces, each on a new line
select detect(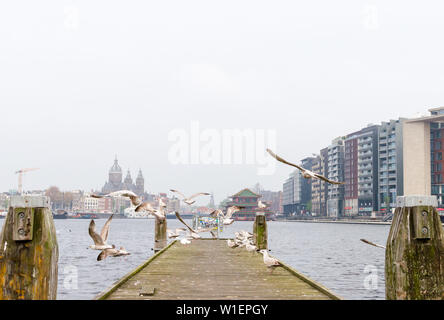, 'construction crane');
15,168,39,195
